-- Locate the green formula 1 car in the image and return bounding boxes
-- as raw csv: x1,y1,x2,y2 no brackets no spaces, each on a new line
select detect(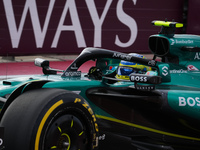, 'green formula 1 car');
1,20,200,150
